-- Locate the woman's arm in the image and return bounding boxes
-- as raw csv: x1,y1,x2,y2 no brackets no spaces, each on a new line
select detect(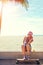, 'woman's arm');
28,37,33,44
23,36,27,46
23,36,26,43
